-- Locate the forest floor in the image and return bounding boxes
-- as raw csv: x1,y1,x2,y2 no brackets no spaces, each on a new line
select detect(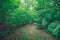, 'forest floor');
3,24,56,40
